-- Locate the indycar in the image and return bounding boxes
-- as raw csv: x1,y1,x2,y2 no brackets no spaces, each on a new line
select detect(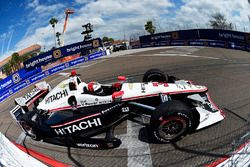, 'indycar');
10,69,225,149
